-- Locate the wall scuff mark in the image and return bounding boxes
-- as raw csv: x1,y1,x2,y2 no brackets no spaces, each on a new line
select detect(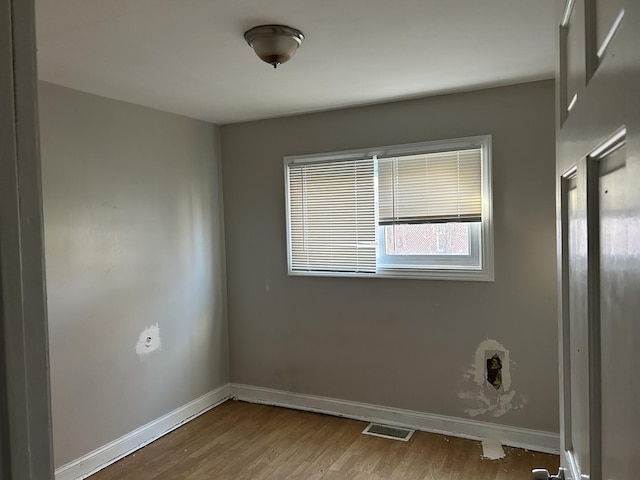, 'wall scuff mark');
459,339,525,418
135,323,162,361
